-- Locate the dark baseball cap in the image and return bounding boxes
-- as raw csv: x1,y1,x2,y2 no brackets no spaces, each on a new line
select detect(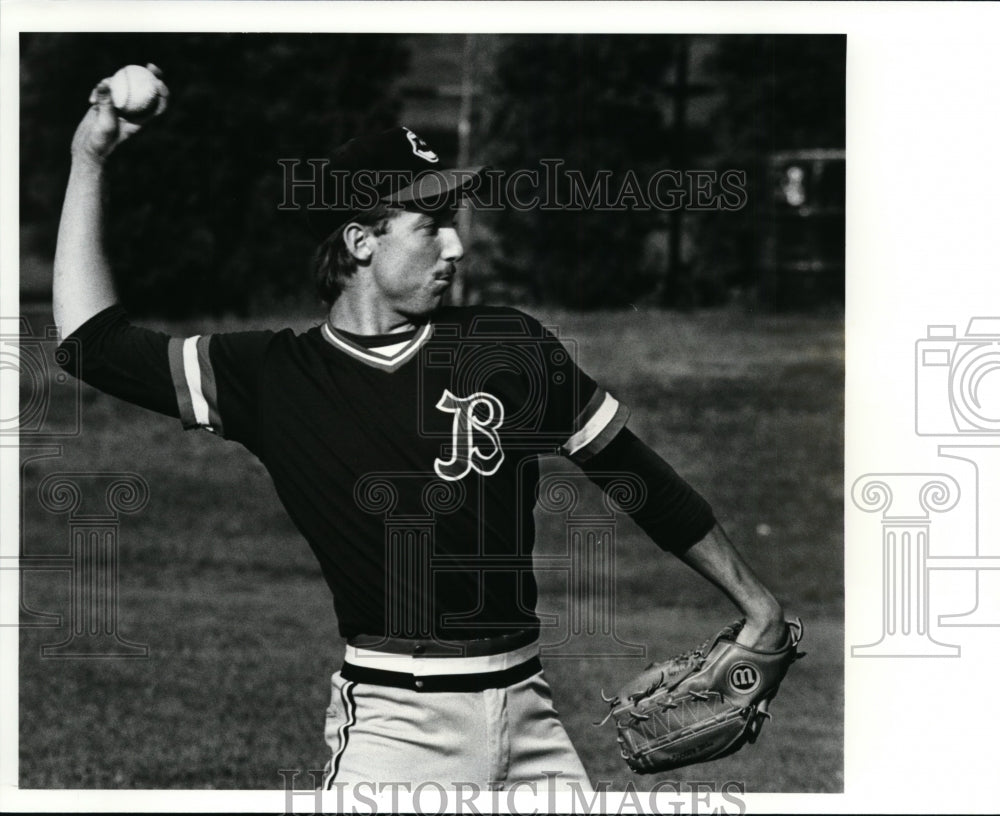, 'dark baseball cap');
305,126,485,240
